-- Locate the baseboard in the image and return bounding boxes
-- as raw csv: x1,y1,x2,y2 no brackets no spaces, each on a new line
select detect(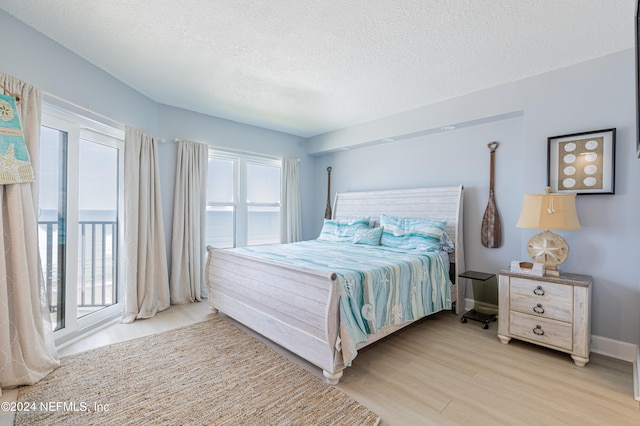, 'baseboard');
55,314,121,349
463,298,639,365
590,335,638,363
634,348,639,401
463,298,475,312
